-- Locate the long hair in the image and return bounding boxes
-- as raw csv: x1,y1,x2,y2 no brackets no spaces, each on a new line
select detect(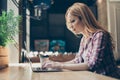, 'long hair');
65,2,115,49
